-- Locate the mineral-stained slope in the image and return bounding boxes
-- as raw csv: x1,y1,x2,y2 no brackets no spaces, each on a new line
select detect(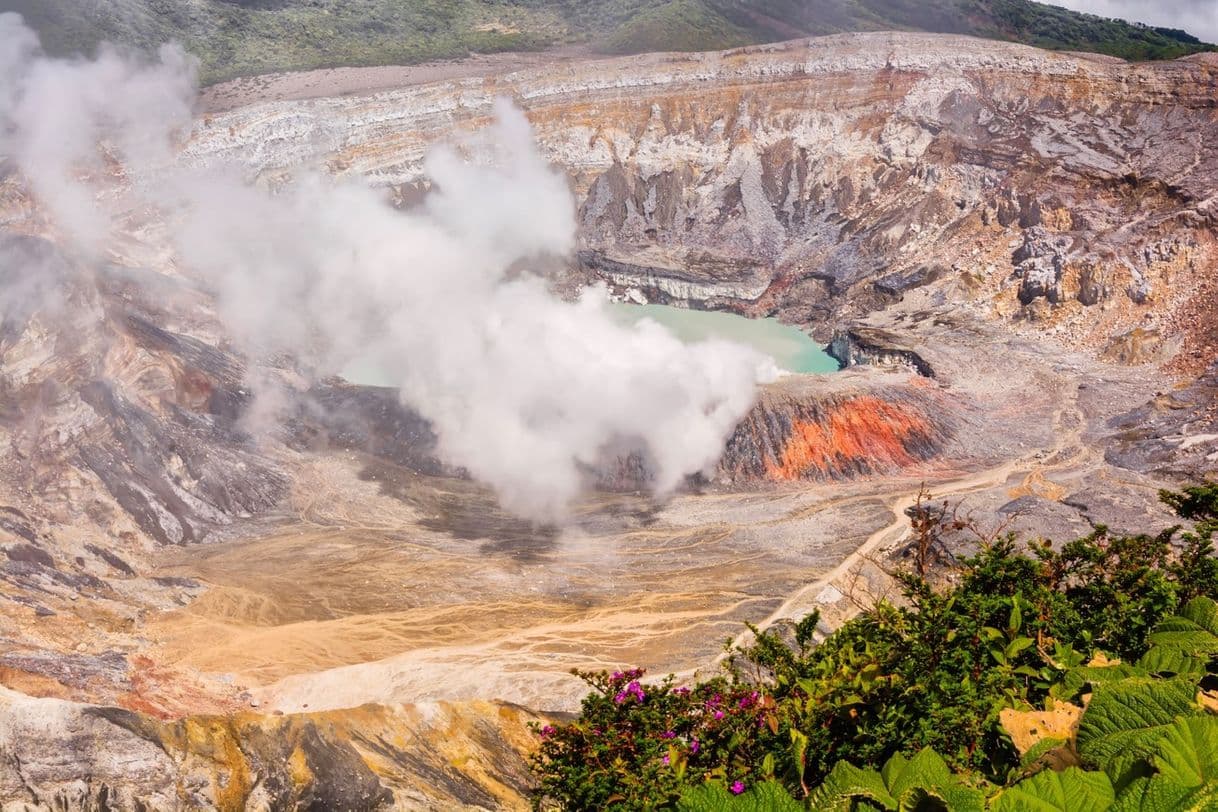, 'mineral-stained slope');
0,32,1214,809
722,375,954,482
